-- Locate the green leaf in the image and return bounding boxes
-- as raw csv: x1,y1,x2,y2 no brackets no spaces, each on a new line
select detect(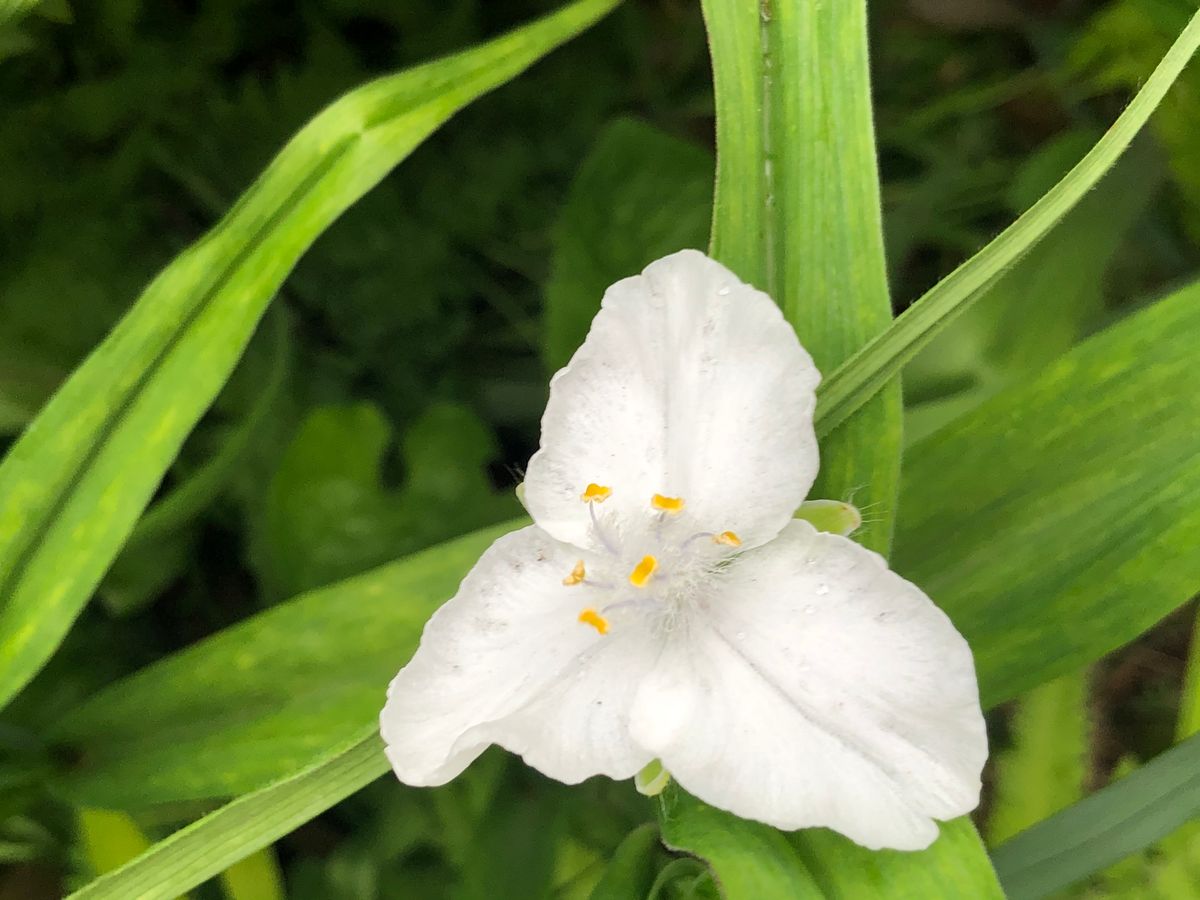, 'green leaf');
257,402,405,597
96,531,194,621
656,787,1003,900
120,312,292,556
985,672,1090,846
992,731,1200,900
65,727,388,900
814,7,1200,439
903,133,1161,444
787,820,1004,898
895,278,1200,708
702,0,900,553
218,848,284,900
100,309,292,616
1087,602,1200,896
254,401,515,598
51,519,522,806
544,117,713,373
588,823,662,900
0,0,43,27
456,771,566,900
76,809,155,880
656,787,821,899
1074,0,1200,243
0,0,620,712
646,858,718,900
1179,614,1200,741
